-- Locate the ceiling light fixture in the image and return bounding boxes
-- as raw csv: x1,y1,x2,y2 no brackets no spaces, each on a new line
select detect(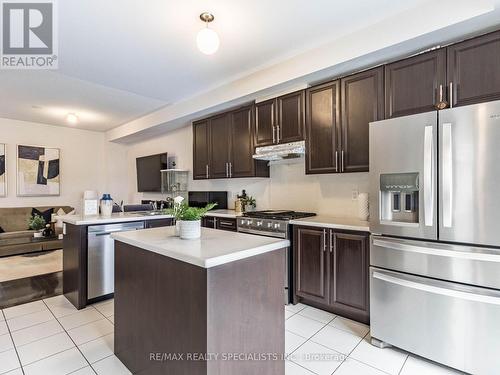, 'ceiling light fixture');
196,12,220,55
66,113,79,125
